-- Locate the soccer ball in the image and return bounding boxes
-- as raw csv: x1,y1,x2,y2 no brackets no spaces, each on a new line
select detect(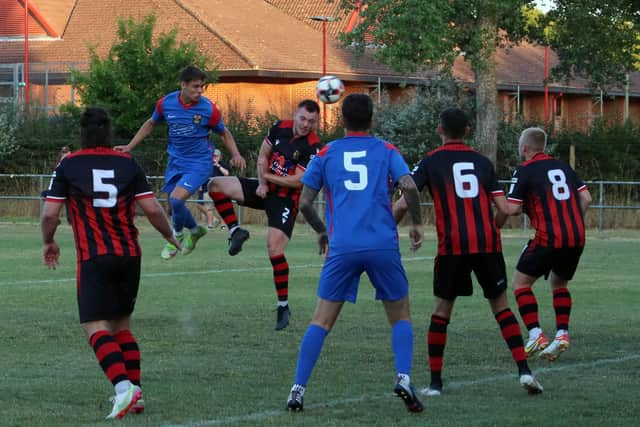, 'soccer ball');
316,75,345,104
